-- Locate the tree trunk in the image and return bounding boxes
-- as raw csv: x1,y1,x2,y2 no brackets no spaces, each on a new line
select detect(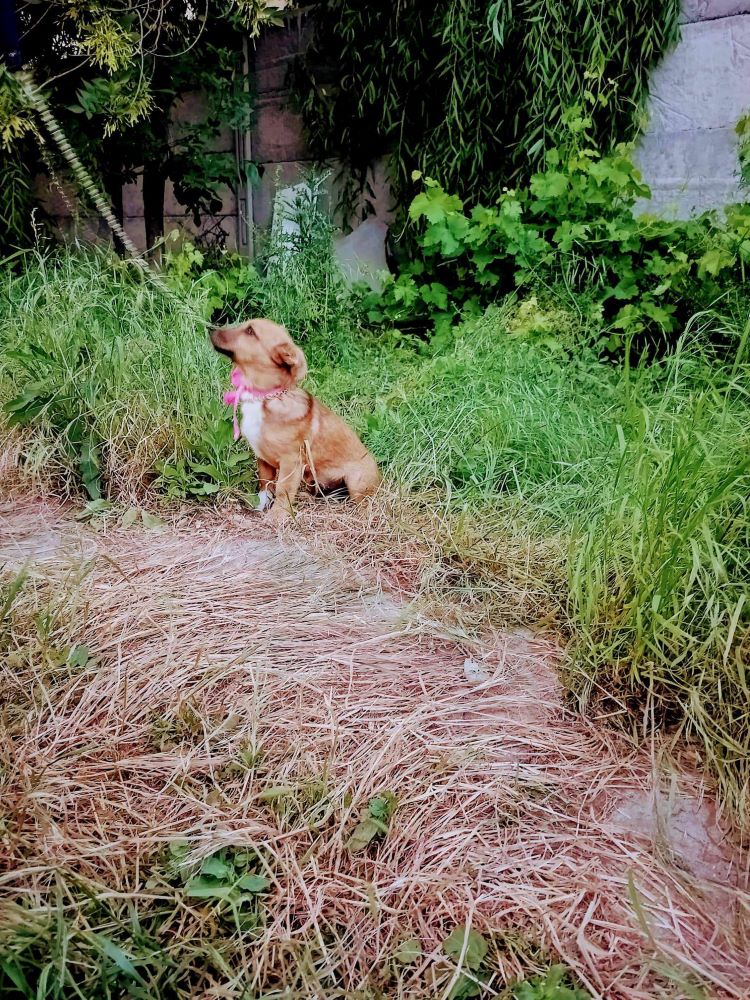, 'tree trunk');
142,165,165,263
103,170,125,257
142,99,170,263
